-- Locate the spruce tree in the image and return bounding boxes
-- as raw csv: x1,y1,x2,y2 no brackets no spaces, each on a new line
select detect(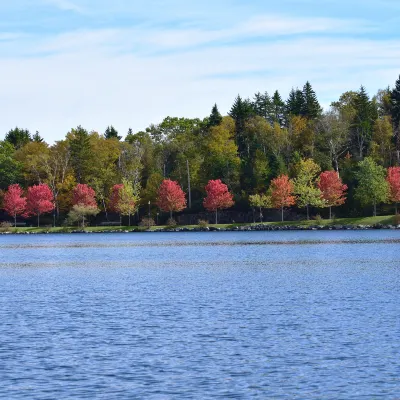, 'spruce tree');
69,125,91,183
5,127,32,149
208,104,223,127
271,90,285,126
286,88,305,116
104,125,121,140
32,131,43,143
302,81,322,119
391,75,400,129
